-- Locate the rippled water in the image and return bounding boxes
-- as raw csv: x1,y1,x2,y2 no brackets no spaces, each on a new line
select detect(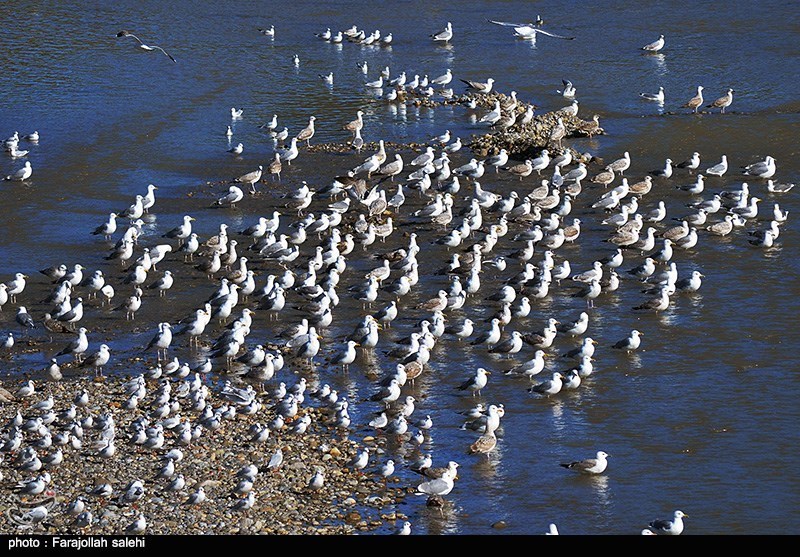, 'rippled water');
1,0,799,535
